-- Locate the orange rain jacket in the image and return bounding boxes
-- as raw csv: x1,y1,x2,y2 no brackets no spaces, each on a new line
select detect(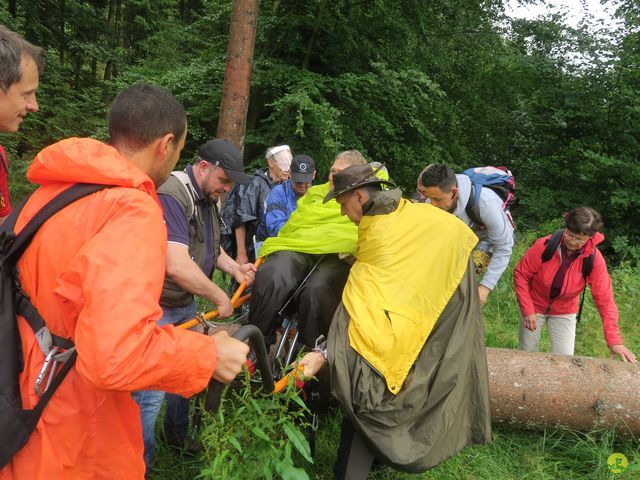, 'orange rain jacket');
0,138,217,480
